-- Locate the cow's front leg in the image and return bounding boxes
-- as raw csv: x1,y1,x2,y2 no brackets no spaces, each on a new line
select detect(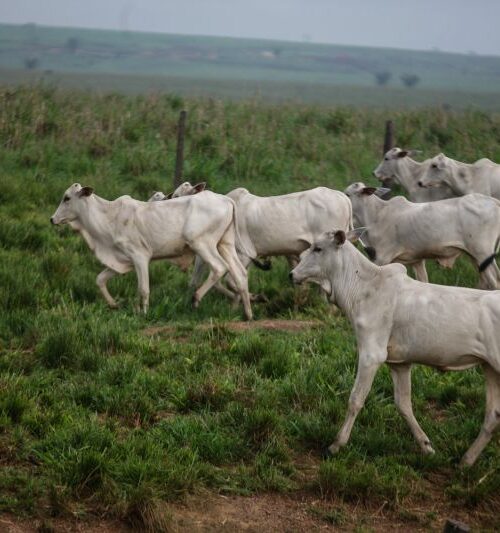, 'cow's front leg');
461,364,500,467
133,256,150,313
389,363,435,455
96,268,119,308
328,355,382,456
